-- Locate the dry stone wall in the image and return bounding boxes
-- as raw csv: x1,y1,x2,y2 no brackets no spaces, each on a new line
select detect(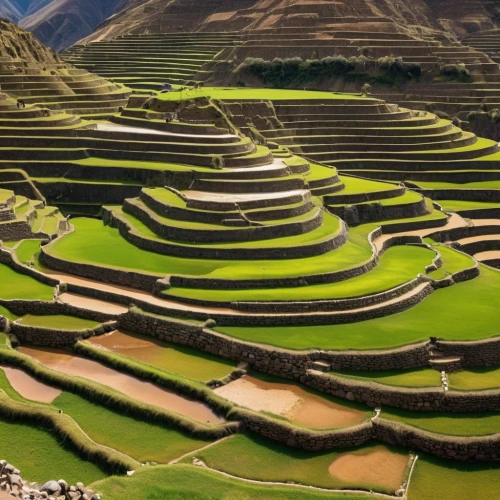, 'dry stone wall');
305,370,500,413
